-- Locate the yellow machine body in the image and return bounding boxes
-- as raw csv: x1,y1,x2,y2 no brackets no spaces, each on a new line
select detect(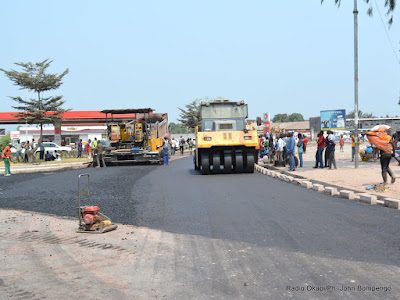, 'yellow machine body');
102,109,169,164
196,130,258,149
194,100,258,174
